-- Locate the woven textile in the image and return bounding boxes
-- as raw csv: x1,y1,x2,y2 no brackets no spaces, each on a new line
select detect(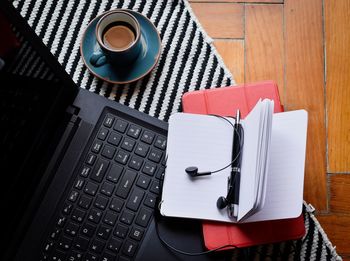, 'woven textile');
11,0,233,122
8,0,342,260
